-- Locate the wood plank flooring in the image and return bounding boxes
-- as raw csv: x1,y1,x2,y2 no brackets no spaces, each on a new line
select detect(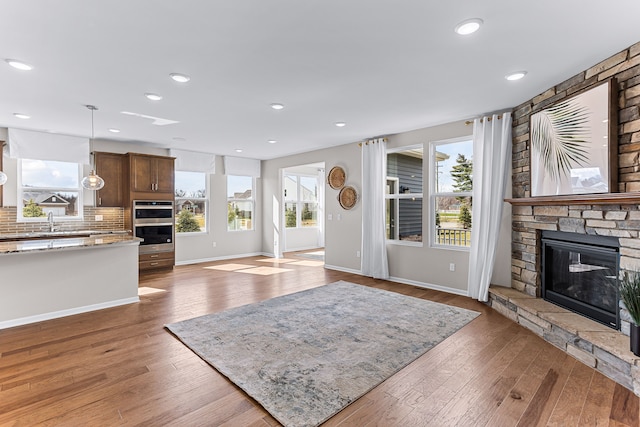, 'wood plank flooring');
0,254,638,426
